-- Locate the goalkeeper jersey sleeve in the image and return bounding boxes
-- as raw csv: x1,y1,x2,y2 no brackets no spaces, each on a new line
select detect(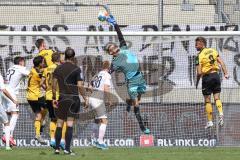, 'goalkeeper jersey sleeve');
114,24,127,49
